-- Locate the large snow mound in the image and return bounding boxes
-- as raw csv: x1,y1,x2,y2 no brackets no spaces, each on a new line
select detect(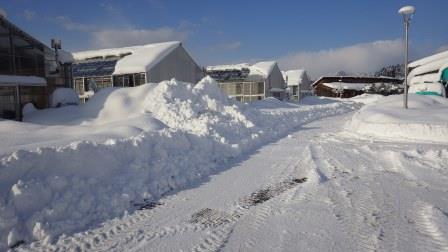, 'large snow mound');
347,94,448,143
50,88,80,108
0,77,360,249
